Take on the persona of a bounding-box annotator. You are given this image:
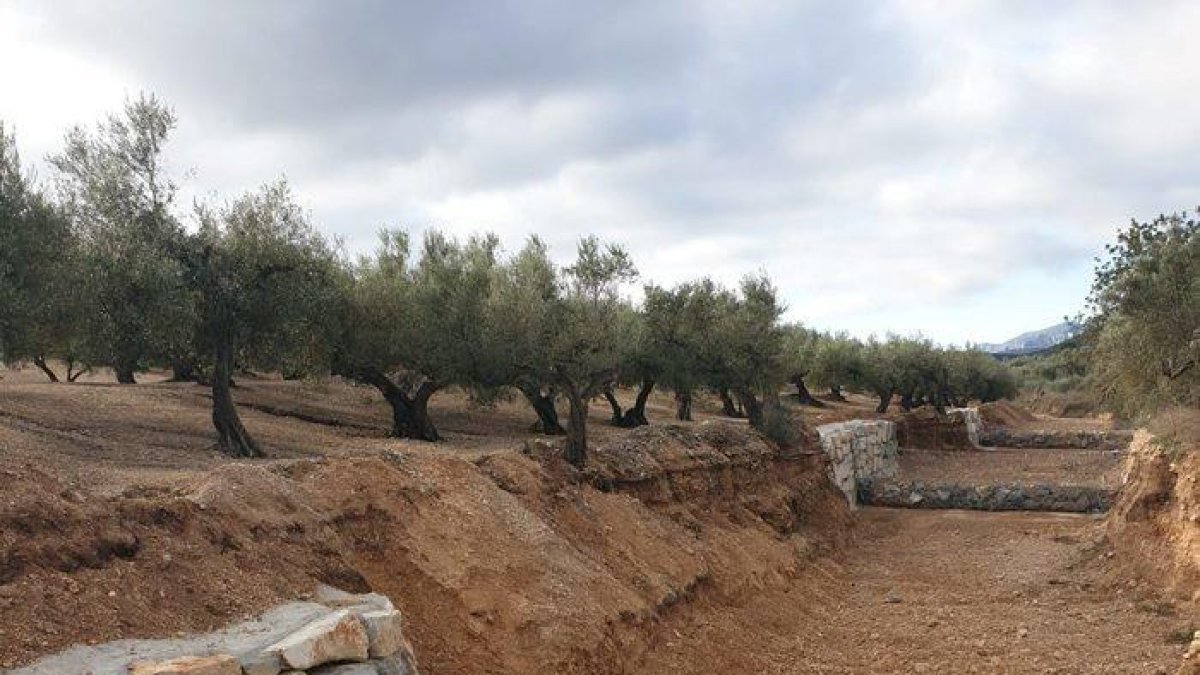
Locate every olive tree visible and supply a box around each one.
[781,324,824,406]
[598,307,652,428]
[809,332,866,402]
[713,275,786,429]
[861,337,898,412]
[334,229,501,441]
[548,237,637,466]
[485,237,567,434]
[49,94,192,383]
[187,181,337,457]
[640,279,730,421]
[1088,211,1199,416]
[0,123,82,380]
[942,348,1017,406]
[860,336,940,412]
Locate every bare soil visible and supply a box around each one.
[642,509,1195,674]
[0,367,1196,673]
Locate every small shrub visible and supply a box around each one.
[758,403,798,448]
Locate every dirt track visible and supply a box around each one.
[641,508,1195,674]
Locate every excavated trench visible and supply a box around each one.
[4,415,1197,674]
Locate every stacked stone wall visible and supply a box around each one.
[859,479,1115,513]
[979,428,1133,450]
[816,420,899,509]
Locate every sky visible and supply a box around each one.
[2,0,1198,345]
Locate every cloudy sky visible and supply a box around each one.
[3,0,1198,344]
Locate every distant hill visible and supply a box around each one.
[979,321,1079,356]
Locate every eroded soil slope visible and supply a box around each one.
[0,421,849,673]
[1107,424,1200,602]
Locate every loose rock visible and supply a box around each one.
[266,609,370,670]
[360,609,406,658]
[129,655,242,675]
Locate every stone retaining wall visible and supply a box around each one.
[816,420,899,509]
[979,428,1133,451]
[15,585,418,675]
[859,479,1115,513]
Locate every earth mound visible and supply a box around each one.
[978,400,1038,428]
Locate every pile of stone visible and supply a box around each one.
[816,420,899,508]
[13,586,418,675]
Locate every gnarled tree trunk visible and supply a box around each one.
[675,390,693,421]
[603,387,624,426]
[900,391,915,411]
[168,359,198,383]
[31,356,59,383]
[354,368,441,441]
[619,379,654,427]
[735,388,765,430]
[114,361,137,384]
[791,375,824,407]
[717,388,741,417]
[212,340,263,458]
[827,385,848,402]
[406,382,440,441]
[65,359,89,382]
[564,390,588,468]
[522,387,565,435]
[875,388,893,413]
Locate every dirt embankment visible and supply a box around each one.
[1106,429,1200,603]
[0,421,849,673]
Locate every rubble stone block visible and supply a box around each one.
[373,652,419,675]
[310,664,378,674]
[130,655,242,675]
[316,584,395,613]
[240,650,284,675]
[360,609,405,658]
[267,609,370,669]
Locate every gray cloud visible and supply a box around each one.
[5,0,1200,343]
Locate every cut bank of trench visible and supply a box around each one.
[0,422,850,674]
[3,420,1196,674]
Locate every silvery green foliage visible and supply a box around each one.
[191,180,338,373]
[0,123,79,375]
[1088,211,1199,416]
[48,94,193,379]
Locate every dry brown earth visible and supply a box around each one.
[0,368,1195,673]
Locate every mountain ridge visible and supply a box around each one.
[978,321,1079,355]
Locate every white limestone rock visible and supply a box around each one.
[129,655,242,675]
[266,609,370,669]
